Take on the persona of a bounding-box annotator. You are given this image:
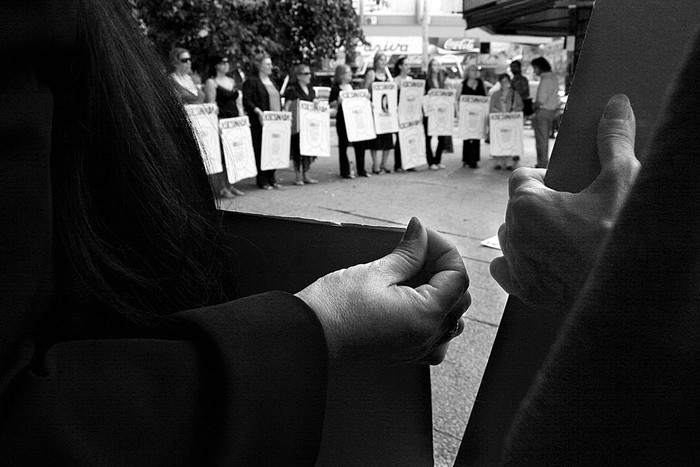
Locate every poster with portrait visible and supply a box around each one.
[185,103,222,174]
[219,116,257,183]
[371,82,399,135]
[489,112,524,157]
[426,89,456,136]
[398,120,426,170]
[298,100,331,157]
[458,95,490,140]
[261,111,292,170]
[340,89,376,143]
[398,79,425,124]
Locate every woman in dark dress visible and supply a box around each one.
[284,63,318,186]
[459,64,487,168]
[362,52,394,174]
[204,54,245,197]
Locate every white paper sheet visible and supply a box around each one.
[340,89,377,143]
[398,79,425,124]
[219,116,257,183]
[261,111,292,170]
[457,96,490,140]
[299,101,331,157]
[398,120,426,170]
[372,82,399,134]
[427,89,456,137]
[489,112,524,157]
[185,104,223,174]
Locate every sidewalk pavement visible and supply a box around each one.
[220,126,554,466]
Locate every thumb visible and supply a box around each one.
[377,217,428,284]
[589,94,640,208]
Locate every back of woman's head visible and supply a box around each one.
[52,0,234,323]
[207,53,227,79]
[531,57,552,72]
[333,64,350,84]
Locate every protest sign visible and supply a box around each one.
[398,79,425,124]
[458,95,490,140]
[185,103,222,174]
[489,112,524,157]
[219,116,257,183]
[427,89,455,136]
[299,101,331,157]
[372,82,399,134]
[398,120,426,170]
[340,89,377,143]
[261,111,291,170]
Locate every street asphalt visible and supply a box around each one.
[219,125,554,466]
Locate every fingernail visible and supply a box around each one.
[603,94,631,120]
[403,217,422,241]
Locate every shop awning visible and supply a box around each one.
[462,0,593,37]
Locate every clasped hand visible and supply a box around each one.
[296,217,470,367]
[490,94,641,312]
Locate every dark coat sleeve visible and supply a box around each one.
[0,292,329,466]
[503,31,700,466]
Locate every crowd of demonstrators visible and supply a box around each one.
[458,64,488,169]
[284,63,318,186]
[489,73,524,170]
[168,45,555,189]
[530,57,559,168]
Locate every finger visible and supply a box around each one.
[497,222,509,260]
[591,94,641,205]
[416,228,469,313]
[423,341,451,365]
[490,256,516,295]
[508,167,548,198]
[377,217,428,284]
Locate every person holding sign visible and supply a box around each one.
[329,64,360,179]
[169,48,204,105]
[489,73,524,170]
[204,53,245,198]
[393,55,413,172]
[362,52,394,174]
[458,65,487,168]
[243,52,282,190]
[284,63,318,186]
[425,59,448,170]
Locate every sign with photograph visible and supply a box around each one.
[398,120,426,170]
[489,112,524,157]
[458,95,490,140]
[372,82,399,134]
[219,116,257,183]
[185,103,222,174]
[340,89,377,143]
[398,79,425,124]
[261,111,292,170]
[427,89,456,136]
[299,101,331,157]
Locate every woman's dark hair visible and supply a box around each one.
[393,55,407,76]
[333,63,351,84]
[497,73,511,83]
[531,57,552,72]
[207,53,228,79]
[52,0,235,323]
[289,63,310,85]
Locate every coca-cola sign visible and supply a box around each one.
[439,38,480,52]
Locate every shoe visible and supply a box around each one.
[294,180,304,186]
[229,187,244,196]
[379,167,392,174]
[395,167,405,173]
[359,172,372,178]
[259,184,272,190]
[470,164,478,169]
[372,169,381,175]
[494,164,502,170]
[407,168,416,172]
[303,177,318,184]
[218,188,236,199]
[512,156,520,162]
[437,164,446,169]
[342,174,356,179]
[506,165,514,170]
[429,164,439,171]
[271,183,282,189]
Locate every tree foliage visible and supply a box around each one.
[133,0,364,77]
